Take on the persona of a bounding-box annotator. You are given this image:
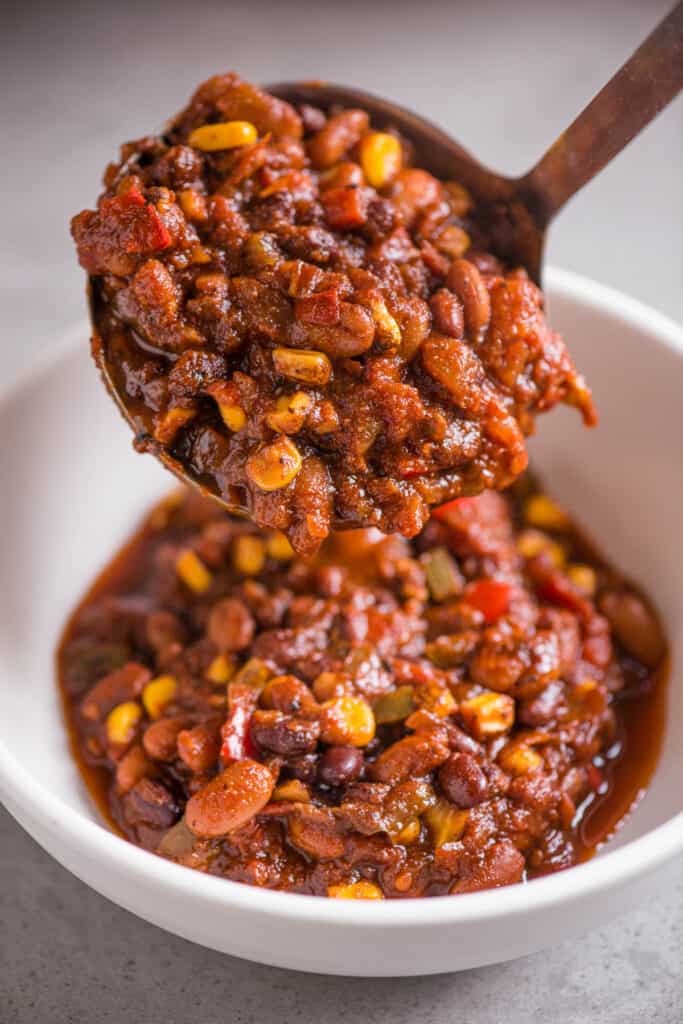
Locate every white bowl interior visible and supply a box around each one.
[0,269,681,972]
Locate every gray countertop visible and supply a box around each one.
[1,0,681,1020]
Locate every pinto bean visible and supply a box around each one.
[308,110,369,169]
[177,723,221,772]
[207,597,255,652]
[80,662,151,721]
[250,709,320,755]
[115,743,155,795]
[185,759,274,838]
[599,589,666,667]
[446,258,491,338]
[143,715,193,762]
[369,729,450,784]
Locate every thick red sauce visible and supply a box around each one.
[57,483,667,897]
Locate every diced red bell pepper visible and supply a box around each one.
[538,570,592,620]
[72,185,172,275]
[432,497,477,523]
[220,682,259,764]
[321,186,368,229]
[463,579,511,624]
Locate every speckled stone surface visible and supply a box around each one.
[1,0,681,1020]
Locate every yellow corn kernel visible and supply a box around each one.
[206,653,236,685]
[396,817,421,845]
[265,392,312,434]
[460,692,515,740]
[188,120,258,151]
[106,701,142,745]
[516,529,565,567]
[152,406,196,444]
[424,799,469,847]
[218,401,246,432]
[176,549,213,593]
[272,347,332,386]
[524,494,571,531]
[142,675,177,720]
[190,245,212,265]
[498,743,542,777]
[265,531,295,561]
[245,436,302,492]
[232,535,266,576]
[369,297,402,350]
[567,564,597,596]
[415,683,457,719]
[273,779,311,802]
[359,132,402,189]
[312,671,351,703]
[328,880,385,900]
[320,695,376,747]
[232,657,273,692]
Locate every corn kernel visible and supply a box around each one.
[232,657,273,692]
[524,494,571,531]
[232,535,266,576]
[188,120,258,151]
[206,654,236,685]
[460,692,515,740]
[176,549,213,593]
[517,528,565,567]
[424,799,469,847]
[265,392,312,434]
[320,695,376,747]
[360,132,402,189]
[245,436,302,492]
[265,531,295,561]
[152,406,196,444]
[312,671,351,702]
[190,245,212,265]
[498,743,542,776]
[272,347,332,386]
[396,817,421,845]
[567,564,597,595]
[106,701,142,745]
[369,297,402,350]
[218,402,246,432]
[142,675,177,720]
[328,880,384,900]
[273,779,311,802]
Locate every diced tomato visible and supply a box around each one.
[295,288,341,325]
[72,186,172,275]
[220,683,259,764]
[463,579,511,624]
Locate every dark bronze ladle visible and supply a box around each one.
[92,3,682,516]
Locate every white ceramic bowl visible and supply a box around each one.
[0,268,681,976]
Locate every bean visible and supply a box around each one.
[286,805,345,859]
[124,779,179,830]
[177,723,221,773]
[80,662,151,721]
[599,589,666,667]
[143,715,193,762]
[207,597,255,652]
[429,288,464,338]
[446,258,491,338]
[250,710,321,755]
[318,746,364,786]
[185,759,274,838]
[438,753,489,808]
[451,839,524,893]
[145,611,187,654]
[308,110,369,169]
[369,729,450,785]
[115,743,154,795]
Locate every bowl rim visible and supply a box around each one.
[1,265,682,929]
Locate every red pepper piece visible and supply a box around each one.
[463,579,511,624]
[538,570,592,620]
[72,186,172,275]
[220,683,259,764]
[295,288,341,326]
[321,186,368,229]
[432,497,477,523]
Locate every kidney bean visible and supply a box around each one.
[369,729,450,784]
[438,753,489,808]
[124,779,179,830]
[185,759,274,838]
[115,743,155,795]
[452,839,524,894]
[143,715,193,762]
[260,674,318,714]
[318,746,364,786]
[80,662,151,721]
[177,723,221,773]
[308,110,369,169]
[446,258,491,338]
[429,288,464,338]
[207,597,255,652]
[599,589,666,667]
[250,710,321,755]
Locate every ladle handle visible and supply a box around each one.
[521,2,683,225]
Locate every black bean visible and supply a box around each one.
[318,746,364,786]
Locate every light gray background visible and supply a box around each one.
[1,1,681,1021]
